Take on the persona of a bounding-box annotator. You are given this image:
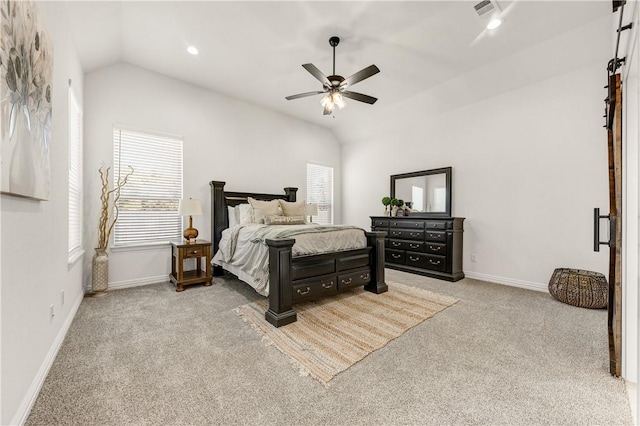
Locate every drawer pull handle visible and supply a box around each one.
[416,224,421,227]
[191,251,199,255]
[392,242,401,247]
[392,231,401,236]
[429,234,439,238]
[430,245,441,251]
[410,244,420,248]
[392,222,398,225]
[322,281,334,289]
[429,260,441,265]
[410,232,420,237]
[392,254,401,259]
[432,224,438,227]
[360,273,370,280]
[297,287,311,295]
[409,256,419,262]
[342,278,353,285]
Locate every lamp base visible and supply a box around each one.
[183,227,199,242]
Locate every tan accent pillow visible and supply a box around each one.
[279,199,306,217]
[248,198,280,224]
[264,215,307,225]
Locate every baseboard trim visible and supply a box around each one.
[108,275,168,290]
[464,271,548,293]
[11,291,84,426]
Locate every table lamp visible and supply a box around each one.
[178,198,203,242]
[306,203,318,223]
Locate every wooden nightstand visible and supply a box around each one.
[170,240,213,292]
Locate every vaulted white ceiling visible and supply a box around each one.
[65,1,612,129]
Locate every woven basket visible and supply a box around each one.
[548,268,607,309]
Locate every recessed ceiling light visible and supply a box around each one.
[187,46,199,55]
[486,18,502,30]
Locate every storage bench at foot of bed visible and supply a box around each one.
[264,231,388,327]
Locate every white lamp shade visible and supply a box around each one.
[178,198,203,216]
[306,203,318,216]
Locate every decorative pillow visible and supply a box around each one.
[279,199,306,217]
[227,206,239,227]
[248,197,280,224]
[238,204,253,225]
[264,215,307,225]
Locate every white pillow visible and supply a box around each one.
[279,199,306,217]
[227,206,239,227]
[238,204,253,225]
[248,198,280,224]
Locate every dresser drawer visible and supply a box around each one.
[388,229,424,240]
[388,240,424,252]
[389,220,424,229]
[424,242,446,255]
[292,274,338,302]
[425,221,447,230]
[385,249,405,264]
[181,245,206,258]
[338,268,371,291]
[424,230,446,242]
[405,253,446,272]
[372,218,389,228]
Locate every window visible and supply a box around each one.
[306,163,334,224]
[113,127,183,246]
[68,87,83,263]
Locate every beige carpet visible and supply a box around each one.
[236,281,458,384]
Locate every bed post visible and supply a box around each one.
[264,238,297,327]
[210,180,226,276]
[365,231,388,294]
[284,187,297,202]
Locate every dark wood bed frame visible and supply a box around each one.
[210,181,388,327]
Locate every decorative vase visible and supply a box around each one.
[92,248,109,295]
[384,206,389,216]
[391,206,398,217]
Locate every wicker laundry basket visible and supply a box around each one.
[548,268,608,309]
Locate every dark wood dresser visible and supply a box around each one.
[371,216,465,282]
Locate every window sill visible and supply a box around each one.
[68,248,85,269]
[110,241,172,253]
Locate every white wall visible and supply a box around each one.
[339,18,610,292]
[1,2,85,424]
[83,63,342,289]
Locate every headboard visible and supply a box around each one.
[209,181,298,255]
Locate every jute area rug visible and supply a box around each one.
[236,281,458,384]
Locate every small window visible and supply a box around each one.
[306,163,334,224]
[113,127,183,246]
[68,87,83,263]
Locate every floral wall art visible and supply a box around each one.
[1,0,52,200]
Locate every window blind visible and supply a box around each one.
[113,127,183,246]
[68,88,83,258]
[306,163,333,225]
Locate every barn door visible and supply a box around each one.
[595,73,623,377]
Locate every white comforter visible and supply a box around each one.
[212,224,367,296]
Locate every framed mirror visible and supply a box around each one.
[390,167,452,217]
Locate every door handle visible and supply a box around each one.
[594,207,615,252]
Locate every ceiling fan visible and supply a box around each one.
[285,36,380,116]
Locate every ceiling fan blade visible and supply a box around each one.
[342,91,378,105]
[340,65,380,88]
[285,91,326,101]
[302,63,331,87]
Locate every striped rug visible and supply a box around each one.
[236,281,458,384]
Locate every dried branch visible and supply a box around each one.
[97,165,133,249]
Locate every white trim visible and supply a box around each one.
[108,275,168,290]
[67,248,84,269]
[110,241,170,253]
[11,291,84,426]
[464,271,548,293]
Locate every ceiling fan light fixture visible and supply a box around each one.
[486,17,503,30]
